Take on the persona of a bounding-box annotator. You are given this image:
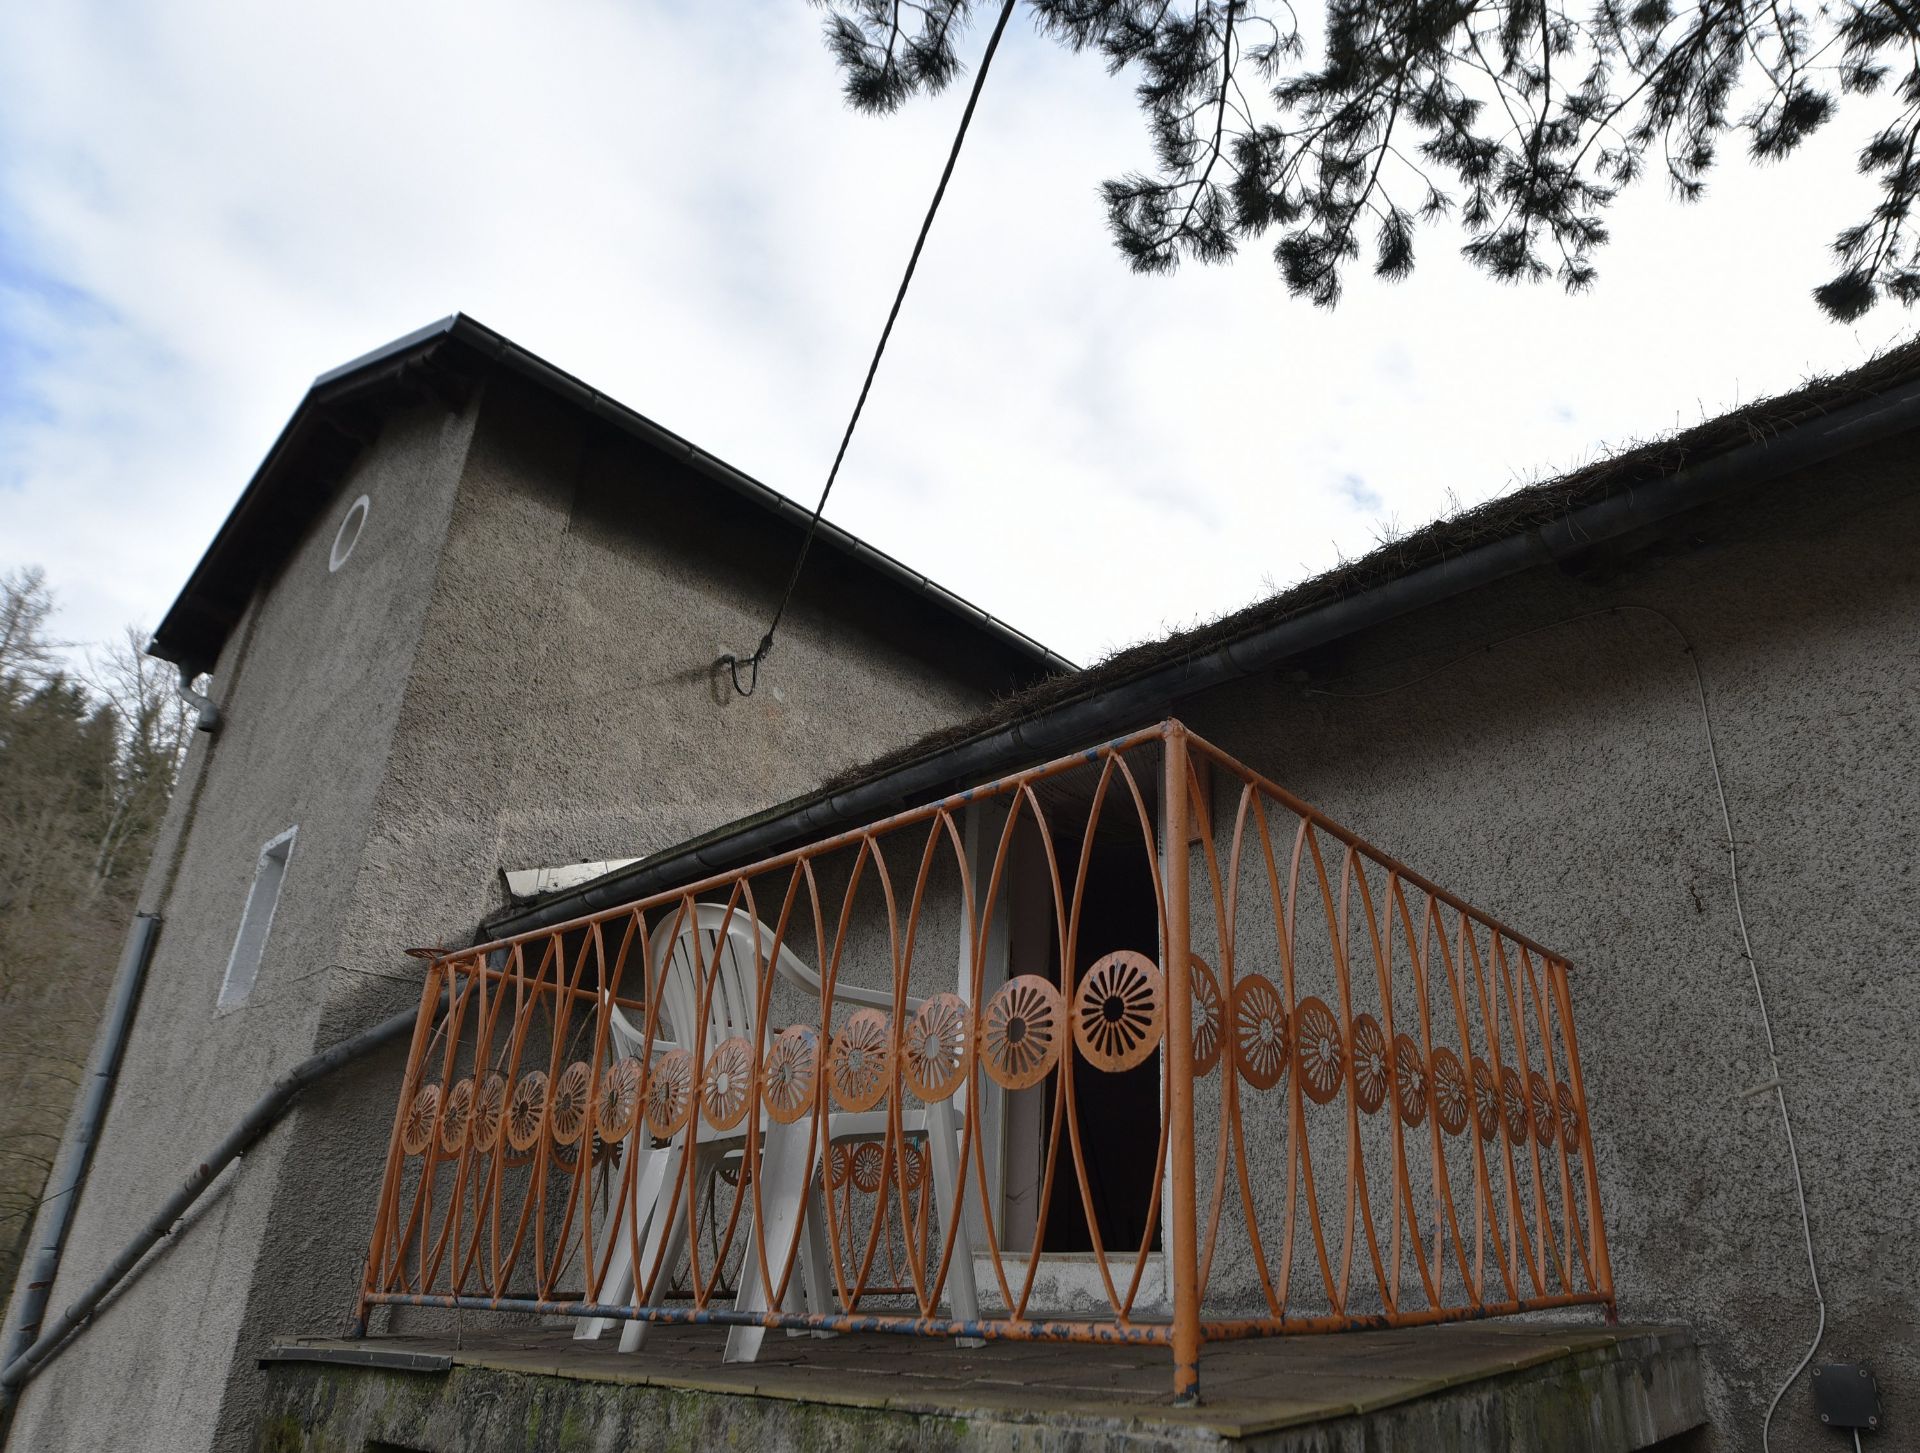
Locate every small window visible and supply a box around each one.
[329,495,370,572]
[219,827,296,1010]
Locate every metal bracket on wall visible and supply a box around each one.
[1812,1362,1882,1434]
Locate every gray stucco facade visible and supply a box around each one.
[2,341,1059,1452]
[443,423,1913,1452]
[6,323,1914,1453]
[1164,437,1918,1450]
[795,434,1913,1452]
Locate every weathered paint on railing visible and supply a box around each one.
[357,721,1613,1400]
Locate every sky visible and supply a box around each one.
[1,1,1914,671]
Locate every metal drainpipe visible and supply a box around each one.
[0,990,440,1425]
[172,666,220,733]
[0,913,159,1374]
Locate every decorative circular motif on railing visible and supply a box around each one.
[506,1071,547,1152]
[1431,1047,1470,1136]
[1529,1070,1558,1149]
[700,1036,754,1130]
[901,1139,928,1192]
[851,1142,887,1194]
[1350,1013,1389,1114]
[1190,956,1224,1078]
[644,1049,693,1138]
[1231,974,1291,1091]
[905,994,973,1101]
[1556,1082,1581,1148]
[762,1025,819,1124]
[549,1061,592,1146]
[1073,950,1165,1073]
[472,1072,507,1151]
[596,1056,644,1141]
[549,1128,588,1176]
[828,1010,893,1112]
[402,1081,440,1156]
[1392,1034,1428,1128]
[826,1141,851,1190]
[1500,1066,1529,1143]
[439,1076,474,1154]
[1293,997,1345,1105]
[980,975,1065,1090]
[1471,1057,1500,1142]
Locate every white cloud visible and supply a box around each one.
[1,0,1913,670]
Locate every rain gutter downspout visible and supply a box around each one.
[486,374,1920,941]
[0,992,438,1423]
[0,914,159,1376]
[173,666,220,734]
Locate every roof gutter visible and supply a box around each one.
[486,373,1920,941]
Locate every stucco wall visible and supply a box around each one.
[1166,443,1919,1451]
[7,371,1039,1453]
[663,440,1914,1450]
[5,399,481,1453]
[332,378,1013,1350]
[405,374,1036,877]
[18,371,1908,1453]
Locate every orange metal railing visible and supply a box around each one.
[358,721,1614,1400]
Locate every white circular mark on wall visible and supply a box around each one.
[329,495,370,573]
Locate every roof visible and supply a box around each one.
[488,333,1920,938]
[147,315,1076,677]
[825,333,1920,791]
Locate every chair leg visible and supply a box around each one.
[618,1145,690,1354]
[576,1149,670,1341]
[574,1232,629,1342]
[925,1098,983,1347]
[800,1179,836,1337]
[723,1119,814,1364]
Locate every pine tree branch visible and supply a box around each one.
[818,0,1920,315]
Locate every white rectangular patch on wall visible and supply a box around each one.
[219,826,297,1011]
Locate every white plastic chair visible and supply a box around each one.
[574,904,978,1363]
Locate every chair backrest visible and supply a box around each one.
[654,904,758,1051]
[606,904,845,1058]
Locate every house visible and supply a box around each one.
[0,316,1067,1452]
[5,320,1916,1453]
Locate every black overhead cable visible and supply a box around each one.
[721,0,1021,697]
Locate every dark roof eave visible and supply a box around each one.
[483,365,1920,940]
[446,318,1075,676]
[149,317,469,671]
[148,315,1074,678]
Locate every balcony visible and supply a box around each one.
[344,720,1665,1440]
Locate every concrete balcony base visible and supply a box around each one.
[257,1319,1704,1452]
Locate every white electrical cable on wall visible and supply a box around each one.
[1675,611,1827,1453]
[1309,603,1827,1451]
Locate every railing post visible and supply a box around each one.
[354,961,444,1336]
[1549,959,1615,1317]
[1162,721,1202,1404]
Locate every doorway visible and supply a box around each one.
[1038,830,1162,1254]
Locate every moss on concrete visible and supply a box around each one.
[256,1413,306,1453]
[254,1327,1702,1453]
[256,1362,980,1453]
